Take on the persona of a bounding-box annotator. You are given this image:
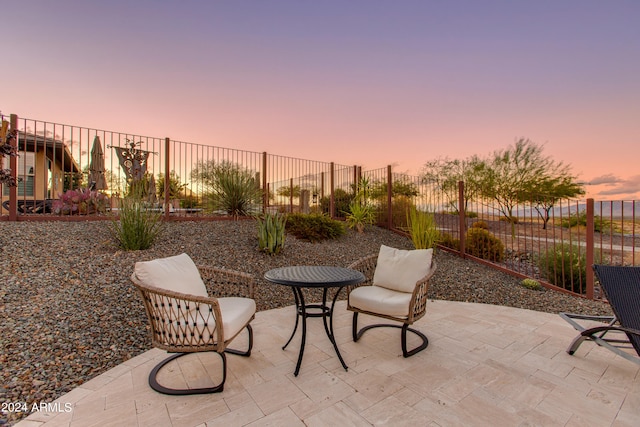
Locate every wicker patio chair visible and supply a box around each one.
[131,253,256,394]
[347,245,436,357]
[560,264,640,365]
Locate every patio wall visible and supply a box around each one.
[1,113,638,300]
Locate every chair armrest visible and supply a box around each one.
[131,281,226,352]
[198,266,255,299]
[408,260,437,322]
[346,254,377,294]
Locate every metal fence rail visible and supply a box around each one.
[2,113,638,300]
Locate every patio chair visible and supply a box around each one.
[347,245,436,357]
[560,264,640,365]
[130,253,256,394]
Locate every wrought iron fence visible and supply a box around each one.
[2,113,638,300]
[0,114,358,219]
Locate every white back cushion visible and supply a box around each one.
[372,245,433,293]
[133,253,208,297]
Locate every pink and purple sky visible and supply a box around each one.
[2,1,639,199]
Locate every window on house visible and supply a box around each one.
[3,151,35,197]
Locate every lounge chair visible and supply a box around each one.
[347,245,436,357]
[131,253,256,394]
[2,199,53,214]
[560,264,640,365]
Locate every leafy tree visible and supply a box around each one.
[104,169,127,197]
[421,156,485,213]
[369,179,419,200]
[523,174,585,229]
[157,170,187,199]
[480,139,583,229]
[277,184,301,199]
[320,187,353,217]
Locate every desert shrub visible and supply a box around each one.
[561,210,616,233]
[376,196,414,229]
[53,188,108,215]
[109,197,164,250]
[465,227,505,262]
[521,278,543,291]
[320,188,353,218]
[439,233,460,251]
[499,215,519,224]
[537,243,591,293]
[180,195,200,209]
[286,213,346,242]
[470,220,489,230]
[439,210,477,218]
[257,213,286,255]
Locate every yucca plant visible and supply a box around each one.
[211,168,262,218]
[345,177,376,232]
[406,207,440,249]
[345,200,376,233]
[257,213,286,255]
[110,196,164,250]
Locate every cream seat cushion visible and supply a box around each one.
[132,253,207,297]
[372,245,433,293]
[349,285,412,318]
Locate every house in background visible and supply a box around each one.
[1,132,80,211]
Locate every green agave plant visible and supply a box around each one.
[257,213,286,255]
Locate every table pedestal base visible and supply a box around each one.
[283,286,348,376]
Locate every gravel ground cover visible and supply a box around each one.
[0,220,612,425]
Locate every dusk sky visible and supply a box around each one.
[3,1,639,199]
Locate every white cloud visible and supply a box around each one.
[587,174,624,185]
[593,175,640,198]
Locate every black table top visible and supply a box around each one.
[264,266,365,288]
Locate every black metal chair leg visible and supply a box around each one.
[352,313,429,358]
[401,323,429,358]
[149,352,227,395]
[352,312,360,342]
[149,324,253,395]
[225,324,254,356]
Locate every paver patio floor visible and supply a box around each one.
[15,300,640,427]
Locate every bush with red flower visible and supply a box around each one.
[52,188,108,215]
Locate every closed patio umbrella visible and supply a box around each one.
[89,136,108,190]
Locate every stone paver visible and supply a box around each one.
[14,300,640,426]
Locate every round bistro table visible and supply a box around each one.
[264,265,365,376]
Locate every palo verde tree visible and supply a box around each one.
[480,138,584,230]
[421,155,485,214]
[369,179,419,200]
[276,184,301,199]
[523,174,585,229]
